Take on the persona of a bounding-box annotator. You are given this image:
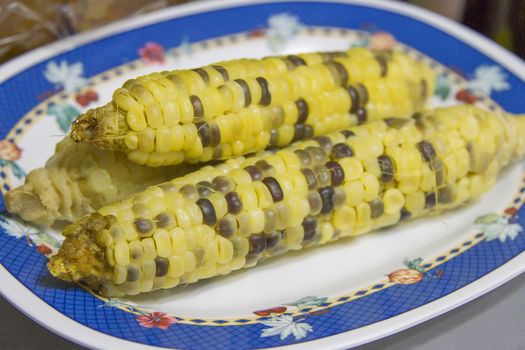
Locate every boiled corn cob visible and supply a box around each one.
[70,48,435,166]
[3,137,226,226]
[49,105,524,297]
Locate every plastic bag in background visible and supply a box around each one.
[0,0,187,64]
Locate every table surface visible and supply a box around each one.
[2,272,525,350]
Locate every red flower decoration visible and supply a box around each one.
[254,306,287,316]
[139,42,165,64]
[370,31,396,51]
[308,308,331,316]
[388,269,424,285]
[455,89,478,104]
[137,312,177,329]
[504,207,518,216]
[75,89,99,107]
[0,140,22,161]
[249,28,265,37]
[36,244,52,255]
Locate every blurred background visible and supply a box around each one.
[0,0,523,64]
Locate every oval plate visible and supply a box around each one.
[1,1,525,349]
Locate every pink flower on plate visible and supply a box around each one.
[137,312,176,329]
[139,42,165,64]
[370,31,396,51]
[0,140,21,161]
[388,268,424,285]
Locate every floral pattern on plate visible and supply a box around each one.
[0,5,524,349]
[0,140,25,179]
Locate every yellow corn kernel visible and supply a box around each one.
[167,255,185,278]
[320,222,334,244]
[443,153,458,183]
[114,241,131,266]
[278,149,301,170]
[374,212,401,229]
[362,172,380,201]
[203,239,219,266]
[122,222,139,241]
[155,126,172,153]
[130,84,155,106]
[459,113,479,140]
[138,127,155,152]
[106,246,116,266]
[114,88,138,111]
[169,125,184,152]
[339,158,364,181]
[142,238,157,260]
[232,139,245,156]
[140,260,155,281]
[455,177,471,204]
[153,230,172,258]
[113,265,127,284]
[289,170,308,198]
[127,106,147,132]
[183,251,197,272]
[95,229,113,247]
[162,277,179,289]
[237,184,258,210]
[161,100,181,126]
[456,148,470,178]
[229,168,252,185]
[182,123,198,151]
[248,208,265,233]
[166,192,184,213]
[285,225,304,250]
[253,181,273,209]
[404,192,425,216]
[169,228,186,256]
[266,154,287,174]
[187,202,204,225]
[383,188,405,214]
[125,132,139,150]
[283,101,299,124]
[344,181,365,207]
[469,175,484,199]
[174,208,192,228]
[355,201,371,230]
[398,169,421,194]
[209,193,228,219]
[145,103,163,129]
[333,206,356,231]
[217,236,234,264]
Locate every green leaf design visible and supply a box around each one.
[350,36,370,49]
[267,35,286,53]
[404,257,424,271]
[475,213,500,225]
[32,232,60,249]
[434,73,451,100]
[48,103,80,133]
[9,161,25,179]
[285,296,328,309]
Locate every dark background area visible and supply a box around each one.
[0,0,523,64]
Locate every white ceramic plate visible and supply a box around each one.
[1,1,525,349]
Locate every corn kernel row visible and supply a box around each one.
[71,48,435,166]
[49,105,525,296]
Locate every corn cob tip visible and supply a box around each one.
[71,103,128,151]
[48,213,112,291]
[4,183,52,226]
